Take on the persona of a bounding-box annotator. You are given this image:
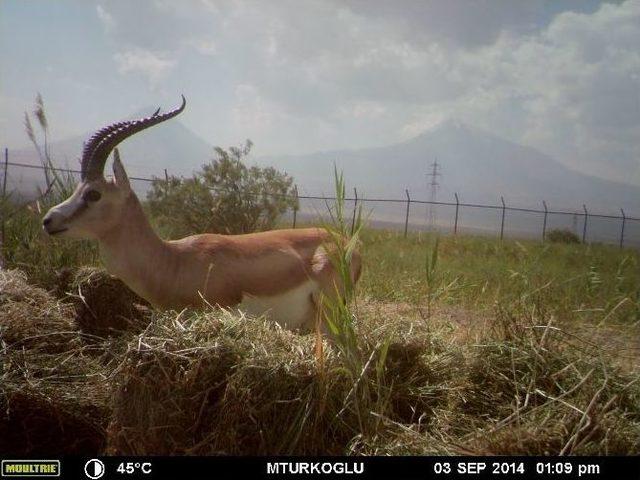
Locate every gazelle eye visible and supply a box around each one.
[83,190,102,202]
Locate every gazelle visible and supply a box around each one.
[42,97,361,332]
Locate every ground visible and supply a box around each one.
[0,223,639,455]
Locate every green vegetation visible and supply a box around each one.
[360,230,639,325]
[546,228,581,244]
[1,98,638,454]
[2,191,638,455]
[147,140,298,237]
[1,95,97,286]
[6,202,638,329]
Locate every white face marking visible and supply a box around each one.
[54,193,85,218]
[42,183,93,236]
[42,176,130,239]
[238,280,319,331]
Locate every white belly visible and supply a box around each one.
[238,280,318,331]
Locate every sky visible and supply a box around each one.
[1,0,639,185]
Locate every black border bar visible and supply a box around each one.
[1,456,638,480]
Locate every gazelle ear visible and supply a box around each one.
[112,148,131,190]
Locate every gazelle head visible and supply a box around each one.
[42,96,186,239]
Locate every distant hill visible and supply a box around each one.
[9,115,639,215]
[6,115,639,241]
[256,120,640,216]
[5,107,213,197]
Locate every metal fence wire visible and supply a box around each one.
[2,148,639,248]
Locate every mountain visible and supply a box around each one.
[256,120,640,216]
[6,116,639,221]
[5,107,213,196]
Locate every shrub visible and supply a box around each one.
[546,228,580,244]
[147,140,298,237]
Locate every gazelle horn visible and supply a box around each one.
[81,96,185,180]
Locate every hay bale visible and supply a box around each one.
[0,269,117,454]
[70,267,151,337]
[107,309,362,455]
[357,300,463,426]
[0,269,77,352]
[107,301,465,455]
[0,348,111,455]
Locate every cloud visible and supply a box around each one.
[96,5,115,32]
[113,48,177,86]
[184,37,217,56]
[13,0,636,183]
[161,0,637,182]
[209,0,637,182]
[443,1,640,183]
[232,84,280,131]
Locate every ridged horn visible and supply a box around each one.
[81,96,185,181]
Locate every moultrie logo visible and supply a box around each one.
[1,460,60,477]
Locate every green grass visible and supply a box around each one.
[3,201,639,328]
[360,229,640,325]
[4,102,637,454]
[2,199,639,456]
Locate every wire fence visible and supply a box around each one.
[2,147,639,248]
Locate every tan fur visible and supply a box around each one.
[95,194,360,330]
[43,150,361,332]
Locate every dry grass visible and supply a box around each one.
[454,303,640,455]
[69,267,151,337]
[0,351,111,455]
[0,269,77,353]
[108,309,359,455]
[1,268,638,456]
[106,298,639,455]
[0,270,116,455]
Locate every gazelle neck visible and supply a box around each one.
[97,193,174,304]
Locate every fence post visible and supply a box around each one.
[2,148,7,198]
[1,148,7,269]
[500,196,506,240]
[292,185,299,229]
[164,168,169,196]
[542,200,548,241]
[351,187,358,235]
[454,192,460,235]
[582,204,588,243]
[619,208,626,249]
[404,189,410,238]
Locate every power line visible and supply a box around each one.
[426,159,441,230]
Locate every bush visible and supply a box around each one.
[147,140,298,237]
[546,229,580,244]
